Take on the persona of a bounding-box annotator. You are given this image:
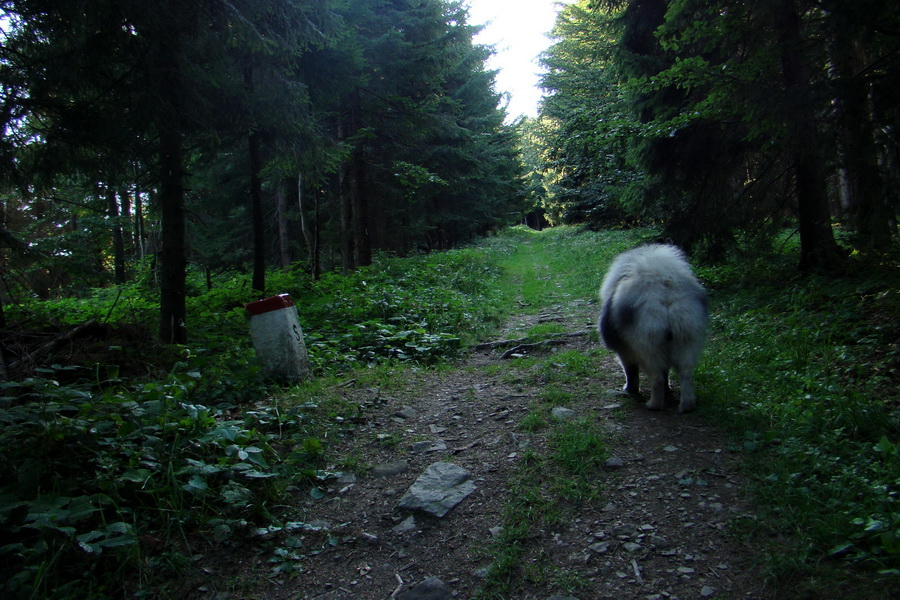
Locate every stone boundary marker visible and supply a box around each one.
[245,294,312,382]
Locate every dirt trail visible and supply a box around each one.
[264,299,768,600]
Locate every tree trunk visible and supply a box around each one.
[297,172,320,278]
[833,40,890,248]
[134,186,145,259]
[776,0,843,271]
[338,120,354,273]
[249,130,265,294]
[158,125,187,344]
[119,188,132,257]
[108,187,126,284]
[0,295,7,381]
[351,87,372,268]
[313,188,321,279]
[156,36,188,344]
[245,65,266,295]
[276,178,291,268]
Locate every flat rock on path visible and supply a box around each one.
[266,302,768,600]
[397,462,477,518]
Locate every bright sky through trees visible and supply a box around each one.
[467,0,574,120]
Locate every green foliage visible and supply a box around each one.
[8,242,508,378]
[696,244,900,583]
[295,248,506,370]
[0,356,370,597]
[539,0,900,262]
[0,230,520,597]
[6,224,898,597]
[538,1,641,226]
[491,225,642,311]
[477,409,608,598]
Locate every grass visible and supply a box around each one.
[0,243,510,599]
[474,227,636,597]
[486,225,640,311]
[477,226,900,597]
[4,224,898,597]
[693,243,900,595]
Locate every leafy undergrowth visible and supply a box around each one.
[3,226,899,597]
[695,243,900,594]
[0,243,512,599]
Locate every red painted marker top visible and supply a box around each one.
[245,294,295,316]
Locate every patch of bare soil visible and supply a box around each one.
[263,301,769,600]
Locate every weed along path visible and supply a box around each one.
[265,234,768,600]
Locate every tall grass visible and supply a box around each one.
[4,225,896,597]
[481,227,900,595]
[475,226,643,597]
[695,245,900,591]
[485,225,643,310]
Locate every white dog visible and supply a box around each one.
[598,244,708,412]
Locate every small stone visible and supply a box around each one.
[700,586,716,597]
[372,460,409,478]
[605,457,625,469]
[589,541,611,554]
[394,406,417,420]
[677,566,696,575]
[623,542,642,552]
[551,407,577,420]
[409,439,448,453]
[510,433,531,449]
[393,516,416,533]
[359,532,379,544]
[397,462,477,518]
[397,576,451,600]
[336,472,357,484]
[472,566,490,579]
[663,445,679,452]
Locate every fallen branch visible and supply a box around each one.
[474,336,528,351]
[451,439,480,455]
[537,315,565,323]
[475,330,590,352]
[501,338,569,359]
[632,559,644,584]
[9,319,100,371]
[388,573,404,599]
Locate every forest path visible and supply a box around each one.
[263,289,770,599]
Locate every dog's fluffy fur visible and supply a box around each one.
[598,244,708,412]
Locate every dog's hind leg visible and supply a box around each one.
[676,369,696,413]
[647,371,667,410]
[622,361,640,395]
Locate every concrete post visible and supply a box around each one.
[245,294,312,382]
